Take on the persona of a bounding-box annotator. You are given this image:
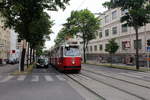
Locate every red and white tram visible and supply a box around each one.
[49,44,81,73]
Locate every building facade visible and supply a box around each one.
[80,8,150,66]
[9,30,20,63]
[0,20,11,64]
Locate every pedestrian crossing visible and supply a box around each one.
[17,75,26,81]
[31,75,39,82]
[0,76,14,83]
[0,75,66,83]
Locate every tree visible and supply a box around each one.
[54,28,69,46]
[0,0,70,71]
[103,0,150,70]
[105,38,119,67]
[64,9,100,63]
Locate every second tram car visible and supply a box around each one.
[49,44,81,73]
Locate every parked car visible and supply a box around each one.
[36,58,48,68]
[7,58,18,64]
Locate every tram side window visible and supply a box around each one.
[61,47,63,57]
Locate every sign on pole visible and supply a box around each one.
[146,46,150,71]
[147,47,150,52]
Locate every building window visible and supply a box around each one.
[134,39,142,49]
[105,44,109,50]
[121,9,128,15]
[99,44,103,51]
[105,29,109,37]
[122,42,126,50]
[122,41,131,50]
[90,46,93,52]
[95,32,98,37]
[99,32,102,38]
[112,27,117,35]
[122,24,128,33]
[112,10,117,20]
[94,45,97,51]
[80,42,83,44]
[105,15,109,23]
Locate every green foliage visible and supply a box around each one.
[64,9,100,63]
[28,12,53,49]
[65,9,100,40]
[103,0,150,28]
[36,48,43,57]
[54,27,70,46]
[0,0,70,48]
[105,38,119,54]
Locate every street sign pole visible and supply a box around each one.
[147,39,150,71]
[147,46,150,71]
[148,51,149,71]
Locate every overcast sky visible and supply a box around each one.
[45,0,110,49]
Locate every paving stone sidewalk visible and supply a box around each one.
[0,64,18,74]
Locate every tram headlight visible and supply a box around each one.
[72,61,75,64]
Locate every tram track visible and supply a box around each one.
[64,74,106,100]
[80,72,147,100]
[51,65,150,100]
[117,72,150,82]
[83,68,150,89]
[81,69,150,100]
[65,73,146,100]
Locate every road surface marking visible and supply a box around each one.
[56,75,66,81]
[44,75,53,82]
[0,76,14,83]
[31,75,39,82]
[17,75,26,81]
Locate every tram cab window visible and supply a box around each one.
[64,46,80,56]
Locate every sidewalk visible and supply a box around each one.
[0,64,18,74]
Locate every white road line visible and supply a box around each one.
[119,73,143,78]
[44,75,54,82]
[56,75,66,81]
[31,75,39,82]
[0,76,14,83]
[17,75,26,81]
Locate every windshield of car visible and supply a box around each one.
[64,46,80,56]
[38,59,45,64]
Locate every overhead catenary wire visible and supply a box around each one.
[76,0,88,10]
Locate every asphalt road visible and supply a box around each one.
[0,65,85,100]
[1,64,150,100]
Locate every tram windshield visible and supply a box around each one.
[64,46,80,56]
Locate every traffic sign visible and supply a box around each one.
[147,46,150,52]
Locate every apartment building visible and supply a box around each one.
[81,8,150,66]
